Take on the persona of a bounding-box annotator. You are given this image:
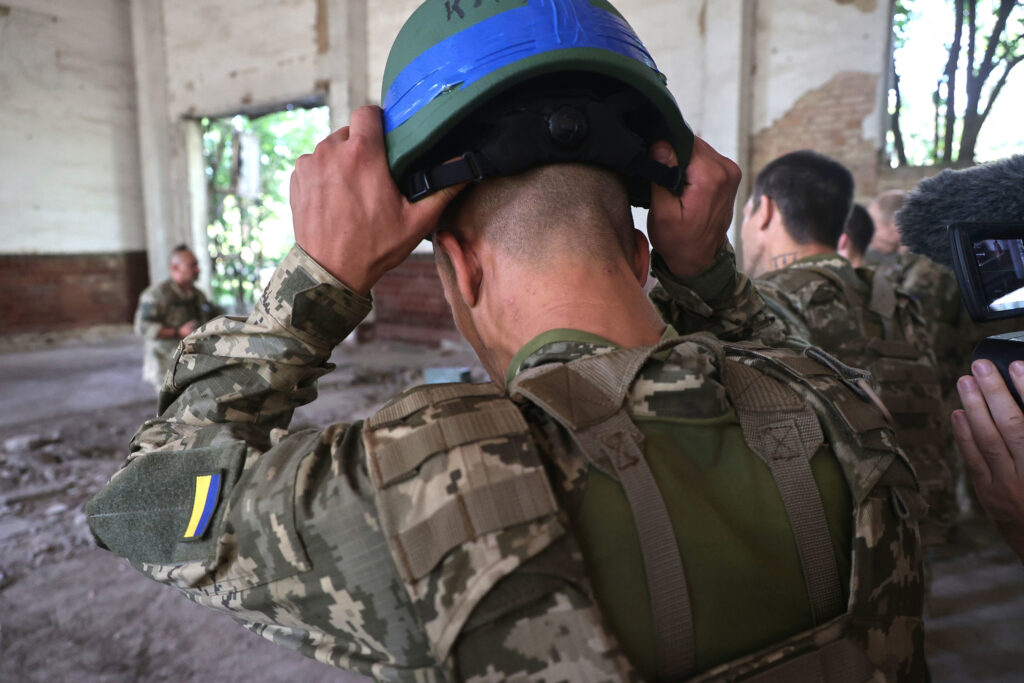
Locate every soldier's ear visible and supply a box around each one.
[757,196,776,231]
[631,229,651,286]
[435,231,482,307]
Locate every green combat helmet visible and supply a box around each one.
[381,0,694,208]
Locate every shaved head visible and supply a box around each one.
[436,164,635,267]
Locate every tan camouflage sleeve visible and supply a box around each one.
[648,244,782,342]
[135,244,372,448]
[133,287,164,339]
[94,246,450,681]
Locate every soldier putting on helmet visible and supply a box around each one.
[88,1,927,680]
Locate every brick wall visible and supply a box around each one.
[875,163,946,194]
[0,252,149,335]
[372,253,459,346]
[751,71,881,198]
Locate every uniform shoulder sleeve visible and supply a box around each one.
[649,244,783,342]
[363,382,568,666]
[134,284,165,337]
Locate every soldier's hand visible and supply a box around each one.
[290,106,464,295]
[952,359,1024,563]
[177,320,199,338]
[648,137,741,278]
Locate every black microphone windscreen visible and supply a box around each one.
[896,155,1024,268]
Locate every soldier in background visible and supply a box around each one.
[865,190,905,270]
[133,244,221,391]
[837,203,874,268]
[744,150,956,546]
[88,1,926,680]
[866,191,964,386]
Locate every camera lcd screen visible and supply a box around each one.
[973,237,1024,313]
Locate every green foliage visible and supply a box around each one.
[888,0,1024,167]
[202,107,330,311]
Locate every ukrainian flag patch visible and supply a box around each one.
[183,472,222,540]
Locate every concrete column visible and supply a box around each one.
[700,0,757,253]
[185,119,213,297]
[322,0,369,130]
[130,0,192,284]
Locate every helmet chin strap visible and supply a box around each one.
[405,97,685,207]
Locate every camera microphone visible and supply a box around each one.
[895,155,1024,408]
[896,154,1024,268]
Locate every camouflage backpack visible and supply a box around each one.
[761,263,956,546]
[362,332,925,681]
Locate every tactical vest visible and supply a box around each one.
[362,333,925,682]
[763,264,956,547]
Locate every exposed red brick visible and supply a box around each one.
[752,71,881,197]
[0,251,149,335]
[372,253,456,346]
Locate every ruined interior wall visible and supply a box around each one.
[750,0,889,198]
[0,0,145,255]
[0,0,147,334]
[160,0,324,119]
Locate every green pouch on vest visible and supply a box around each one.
[86,443,246,565]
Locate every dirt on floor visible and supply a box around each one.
[0,332,1022,682]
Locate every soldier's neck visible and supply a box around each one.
[762,242,836,274]
[476,257,666,377]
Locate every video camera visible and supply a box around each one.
[949,223,1024,407]
[896,155,1024,408]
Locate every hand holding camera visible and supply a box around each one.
[953,360,1024,564]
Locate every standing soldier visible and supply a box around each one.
[838,203,874,268]
[867,191,965,390]
[133,244,222,391]
[89,2,926,680]
[743,151,955,547]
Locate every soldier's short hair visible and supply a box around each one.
[843,204,875,256]
[436,164,634,264]
[171,243,191,255]
[751,151,854,249]
[869,190,905,227]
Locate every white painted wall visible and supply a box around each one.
[0,0,894,263]
[0,0,145,254]
[751,0,889,144]
[161,0,322,119]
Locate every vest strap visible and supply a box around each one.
[720,359,845,624]
[510,336,697,680]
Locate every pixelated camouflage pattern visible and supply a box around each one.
[691,338,926,681]
[756,254,957,546]
[92,243,924,681]
[877,251,963,392]
[133,279,222,388]
[879,250,1021,395]
[649,245,785,345]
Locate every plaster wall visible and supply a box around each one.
[160,0,322,119]
[0,0,145,254]
[750,0,890,194]
[752,0,887,136]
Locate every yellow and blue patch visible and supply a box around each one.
[183,473,222,541]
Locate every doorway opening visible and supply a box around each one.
[200,104,331,313]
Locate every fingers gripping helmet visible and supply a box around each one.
[382,0,694,208]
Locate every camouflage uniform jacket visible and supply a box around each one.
[88,245,924,681]
[877,250,1021,395]
[134,279,222,388]
[754,253,956,545]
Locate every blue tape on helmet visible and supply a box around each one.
[383,0,661,134]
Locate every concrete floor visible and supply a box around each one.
[1,332,1022,681]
